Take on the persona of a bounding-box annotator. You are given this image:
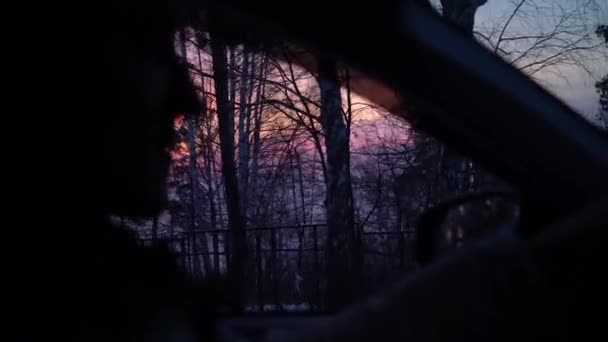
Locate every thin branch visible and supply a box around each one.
[495,0,527,53]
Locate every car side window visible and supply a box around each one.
[116,28,522,312]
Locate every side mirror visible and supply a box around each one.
[415,190,520,265]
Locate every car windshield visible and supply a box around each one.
[429,0,608,129]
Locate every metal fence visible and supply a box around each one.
[139,224,419,312]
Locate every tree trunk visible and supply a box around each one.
[203,121,221,274]
[317,57,357,311]
[249,56,267,223]
[289,151,300,225]
[211,34,247,312]
[238,49,252,217]
[197,44,220,260]
[440,0,487,36]
[229,47,237,104]
[295,150,307,225]
[185,106,206,277]
[180,29,212,276]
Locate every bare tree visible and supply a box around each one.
[238,48,253,215]
[248,55,268,221]
[317,58,358,311]
[210,33,248,311]
[474,0,606,78]
[179,29,212,277]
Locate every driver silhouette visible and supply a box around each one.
[5,1,221,341]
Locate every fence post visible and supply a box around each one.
[190,232,199,279]
[399,231,405,269]
[225,231,231,275]
[256,233,263,312]
[313,224,321,310]
[298,227,303,271]
[354,225,364,298]
[212,232,220,275]
[180,236,188,274]
[271,229,280,311]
